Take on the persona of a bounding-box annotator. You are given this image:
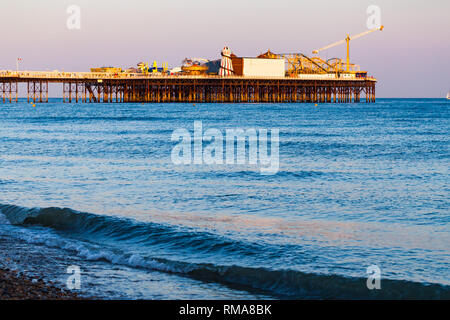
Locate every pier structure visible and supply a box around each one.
[0,71,376,104]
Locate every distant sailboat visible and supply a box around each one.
[447,91,450,100]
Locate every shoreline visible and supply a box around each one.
[0,267,84,300]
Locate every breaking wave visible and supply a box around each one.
[1,204,449,299]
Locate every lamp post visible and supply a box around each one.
[16,57,22,72]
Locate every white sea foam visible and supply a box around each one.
[6,221,186,275]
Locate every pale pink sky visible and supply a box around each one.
[1,0,449,97]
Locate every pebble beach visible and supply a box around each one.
[0,268,82,300]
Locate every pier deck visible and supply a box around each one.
[0,70,376,104]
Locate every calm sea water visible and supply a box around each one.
[0,98,449,299]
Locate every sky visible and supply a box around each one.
[0,0,449,98]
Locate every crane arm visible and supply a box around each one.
[350,25,384,41]
[312,25,384,54]
[313,39,346,54]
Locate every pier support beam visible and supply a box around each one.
[2,77,377,104]
[1,81,17,103]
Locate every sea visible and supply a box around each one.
[0,98,448,299]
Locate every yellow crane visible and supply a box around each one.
[312,25,384,72]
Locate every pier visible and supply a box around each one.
[0,70,376,104]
